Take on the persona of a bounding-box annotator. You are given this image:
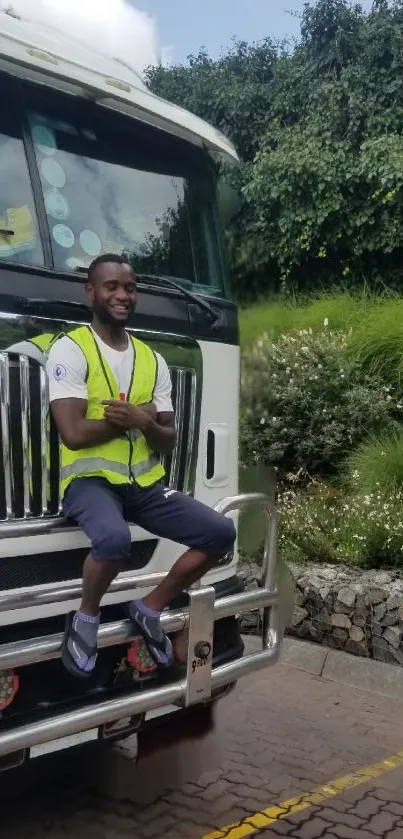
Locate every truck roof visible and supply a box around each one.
[0,11,239,164]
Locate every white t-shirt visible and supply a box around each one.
[45,329,173,413]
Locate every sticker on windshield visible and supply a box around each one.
[52,224,75,249]
[44,189,70,221]
[41,158,66,189]
[79,229,102,257]
[53,363,67,381]
[32,124,57,155]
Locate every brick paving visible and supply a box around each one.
[3,661,403,838]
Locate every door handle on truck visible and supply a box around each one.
[203,424,230,487]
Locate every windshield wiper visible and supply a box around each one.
[136,274,220,325]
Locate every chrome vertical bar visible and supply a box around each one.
[56,423,62,514]
[261,504,277,592]
[161,367,176,482]
[213,494,279,655]
[169,368,185,489]
[19,355,31,517]
[261,504,278,651]
[58,464,62,513]
[39,365,49,515]
[184,586,215,706]
[182,370,197,493]
[0,353,12,519]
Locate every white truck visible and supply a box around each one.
[0,13,291,771]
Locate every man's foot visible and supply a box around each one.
[61,611,99,678]
[127,600,174,668]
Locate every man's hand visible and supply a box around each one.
[102,400,155,430]
[139,402,158,419]
[102,400,175,455]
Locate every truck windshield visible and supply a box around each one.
[25,92,226,295]
[0,81,43,266]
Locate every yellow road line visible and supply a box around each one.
[201,749,403,839]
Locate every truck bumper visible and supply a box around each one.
[0,493,286,765]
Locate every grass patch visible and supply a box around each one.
[239,288,393,346]
[345,431,403,494]
[239,298,294,345]
[348,300,403,393]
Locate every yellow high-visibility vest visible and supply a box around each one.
[59,326,165,498]
[27,332,59,354]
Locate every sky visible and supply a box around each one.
[1,0,376,72]
[138,0,375,66]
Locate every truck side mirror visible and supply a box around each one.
[217,177,241,225]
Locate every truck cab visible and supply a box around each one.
[0,13,290,770]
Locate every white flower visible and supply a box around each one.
[324,318,329,327]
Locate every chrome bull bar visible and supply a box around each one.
[0,493,280,759]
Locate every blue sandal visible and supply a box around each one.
[126,602,174,668]
[61,612,97,679]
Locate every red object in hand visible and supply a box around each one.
[119,393,126,402]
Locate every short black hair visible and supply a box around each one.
[87,253,132,283]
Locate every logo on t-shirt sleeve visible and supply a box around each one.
[53,363,67,381]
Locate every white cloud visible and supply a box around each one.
[0,0,161,73]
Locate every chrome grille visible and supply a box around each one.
[164,367,197,492]
[0,354,197,523]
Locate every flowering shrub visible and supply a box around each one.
[240,329,400,483]
[279,484,403,569]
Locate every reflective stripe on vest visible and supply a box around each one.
[59,326,165,497]
[60,453,161,483]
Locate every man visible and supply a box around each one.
[46,253,235,679]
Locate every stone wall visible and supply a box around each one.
[241,562,403,666]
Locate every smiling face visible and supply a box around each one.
[85,260,137,326]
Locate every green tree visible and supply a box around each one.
[146,39,280,162]
[301,0,364,74]
[147,1,403,298]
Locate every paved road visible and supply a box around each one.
[3,656,403,839]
